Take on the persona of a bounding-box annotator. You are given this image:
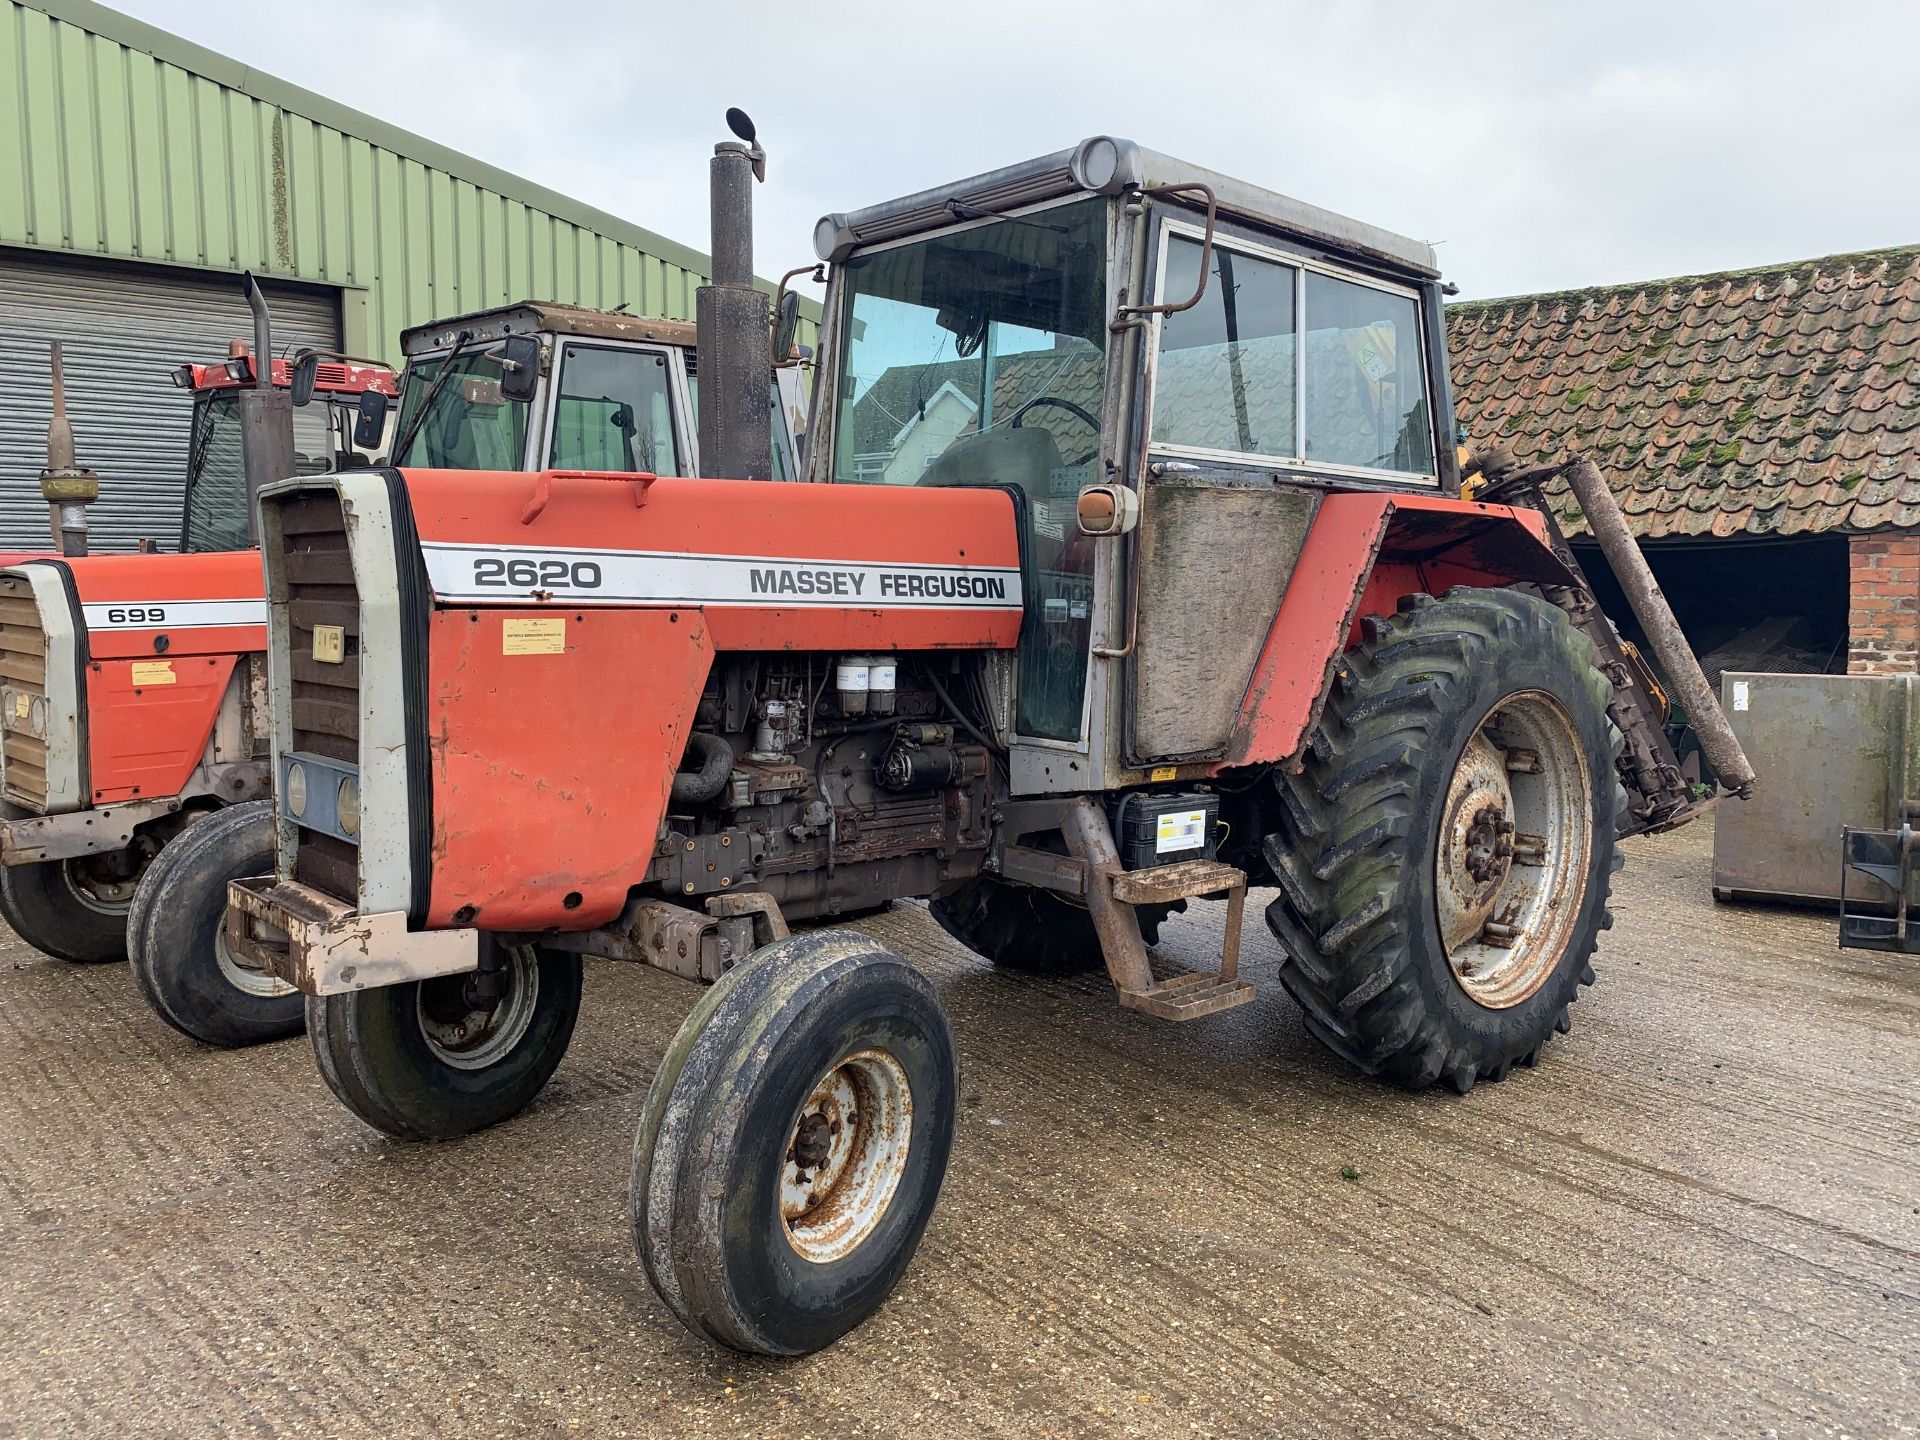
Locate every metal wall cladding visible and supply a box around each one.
[0,0,757,368]
[0,254,338,550]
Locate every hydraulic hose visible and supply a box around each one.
[671,732,735,805]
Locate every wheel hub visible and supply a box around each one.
[1433,692,1594,1009]
[416,945,539,1070]
[780,1048,913,1265]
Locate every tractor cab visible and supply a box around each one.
[174,349,397,553]
[385,302,804,481]
[804,139,1459,785]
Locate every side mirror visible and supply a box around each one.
[1076,483,1140,537]
[773,290,802,365]
[353,391,390,451]
[290,350,320,407]
[498,334,541,403]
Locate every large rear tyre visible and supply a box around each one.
[1263,588,1618,1094]
[0,848,143,963]
[128,801,300,1048]
[931,874,1180,976]
[307,944,581,1140]
[631,930,957,1356]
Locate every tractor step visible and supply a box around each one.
[1107,855,1253,1021]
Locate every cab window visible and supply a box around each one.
[1149,230,1436,480]
[392,351,528,469]
[549,345,682,475]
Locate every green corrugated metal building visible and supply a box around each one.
[0,0,797,547]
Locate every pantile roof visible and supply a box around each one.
[1447,246,1920,538]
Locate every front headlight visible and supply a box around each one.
[336,777,360,837]
[27,696,45,732]
[285,762,308,818]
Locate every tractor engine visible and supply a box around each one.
[645,655,996,921]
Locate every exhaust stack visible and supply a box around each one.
[40,342,99,557]
[695,109,772,481]
[236,273,296,542]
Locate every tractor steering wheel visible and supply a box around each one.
[1009,395,1100,468]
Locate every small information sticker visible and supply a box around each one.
[502,618,567,655]
[131,660,176,686]
[1155,808,1207,854]
[12,693,27,720]
[1149,765,1179,783]
[1732,679,1750,712]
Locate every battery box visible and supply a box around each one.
[1109,791,1220,871]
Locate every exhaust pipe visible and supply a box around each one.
[1561,456,1756,797]
[234,273,296,542]
[695,109,773,481]
[243,271,274,389]
[40,341,99,557]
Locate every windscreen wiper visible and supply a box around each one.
[944,199,1067,234]
[391,329,478,464]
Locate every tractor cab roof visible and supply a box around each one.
[812,135,1439,281]
[400,302,698,357]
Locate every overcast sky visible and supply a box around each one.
[121,0,1920,302]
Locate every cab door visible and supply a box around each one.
[539,341,691,476]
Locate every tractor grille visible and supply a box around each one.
[0,574,50,811]
[278,491,360,901]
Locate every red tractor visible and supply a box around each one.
[0,278,392,1000]
[0,285,802,1051]
[227,118,1752,1355]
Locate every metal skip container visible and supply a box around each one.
[1711,670,1917,912]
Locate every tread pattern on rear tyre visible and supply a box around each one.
[1263,587,1619,1094]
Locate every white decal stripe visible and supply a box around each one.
[81,598,267,631]
[420,543,1024,611]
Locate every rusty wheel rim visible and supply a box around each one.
[60,859,133,916]
[779,1048,913,1264]
[415,945,540,1071]
[1434,690,1592,1009]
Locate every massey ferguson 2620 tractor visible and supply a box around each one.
[0,285,796,1052]
[226,119,1753,1357]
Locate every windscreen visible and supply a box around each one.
[831,197,1109,488]
[392,351,529,469]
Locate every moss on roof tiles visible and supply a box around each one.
[1448,244,1920,538]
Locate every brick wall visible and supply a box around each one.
[1848,533,1920,673]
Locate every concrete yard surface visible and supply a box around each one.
[0,823,1914,1439]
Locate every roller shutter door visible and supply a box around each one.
[0,253,339,551]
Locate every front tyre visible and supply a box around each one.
[128,801,301,1048]
[1263,588,1618,1094]
[631,930,957,1356]
[0,849,144,963]
[307,944,581,1140]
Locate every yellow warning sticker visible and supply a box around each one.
[12,693,27,720]
[502,618,567,655]
[131,661,176,686]
[1149,765,1179,782]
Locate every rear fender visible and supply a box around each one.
[1225,493,1577,768]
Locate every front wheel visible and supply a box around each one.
[128,801,301,1048]
[1263,588,1619,1093]
[0,847,146,963]
[307,944,581,1140]
[631,930,957,1356]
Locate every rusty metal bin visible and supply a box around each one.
[1711,671,1917,906]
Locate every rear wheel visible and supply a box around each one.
[631,930,957,1355]
[931,874,1180,976]
[1262,588,1618,1093]
[0,846,148,963]
[307,944,581,1139]
[129,801,301,1048]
